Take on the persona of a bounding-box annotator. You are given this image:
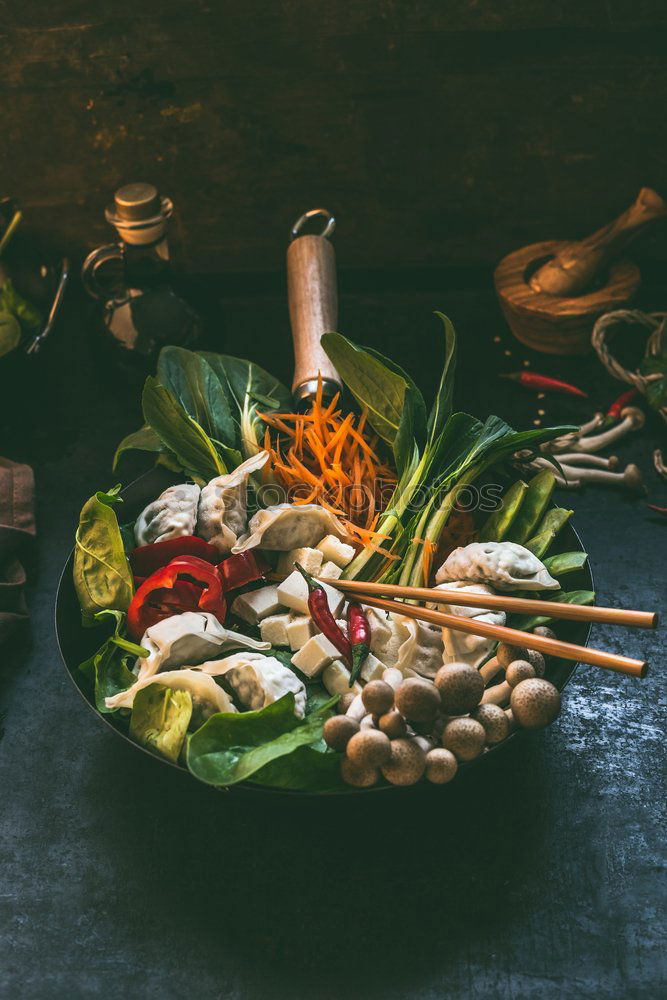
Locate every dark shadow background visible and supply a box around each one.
[0,3,665,999]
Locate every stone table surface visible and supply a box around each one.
[0,273,665,1000]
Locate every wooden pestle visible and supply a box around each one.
[529,187,667,297]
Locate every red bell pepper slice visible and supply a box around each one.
[127,556,227,641]
[218,551,271,592]
[130,535,219,577]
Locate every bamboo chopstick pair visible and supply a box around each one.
[318,577,658,678]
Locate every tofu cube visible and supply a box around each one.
[291,634,341,678]
[231,585,284,625]
[286,615,315,652]
[322,660,362,697]
[277,570,344,617]
[277,546,323,578]
[359,651,387,683]
[259,613,291,647]
[320,560,343,581]
[317,534,356,568]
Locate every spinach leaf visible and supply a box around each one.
[251,744,345,792]
[73,485,135,626]
[78,610,147,712]
[321,331,409,445]
[113,425,165,470]
[200,352,292,459]
[427,312,457,444]
[158,347,237,449]
[186,693,337,787]
[142,376,226,483]
[129,684,193,763]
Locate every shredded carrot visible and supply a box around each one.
[258,375,397,553]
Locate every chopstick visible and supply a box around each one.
[344,594,648,678]
[320,578,658,630]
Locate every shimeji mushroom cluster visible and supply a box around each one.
[325,633,562,788]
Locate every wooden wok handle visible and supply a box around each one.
[287,209,342,401]
[530,187,667,296]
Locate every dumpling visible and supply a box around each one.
[134,611,270,683]
[197,451,270,555]
[197,652,307,719]
[232,503,349,553]
[105,669,236,722]
[435,541,559,592]
[135,484,201,546]
[393,615,444,679]
[435,581,506,669]
[366,608,405,667]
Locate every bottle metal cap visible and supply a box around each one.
[105,183,173,245]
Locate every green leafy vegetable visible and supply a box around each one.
[251,744,345,792]
[142,376,227,483]
[322,331,409,446]
[129,684,193,763]
[0,312,21,358]
[426,312,457,445]
[186,693,337,787]
[78,610,147,713]
[113,425,165,470]
[73,485,135,626]
[0,278,42,335]
[158,347,237,451]
[200,352,292,460]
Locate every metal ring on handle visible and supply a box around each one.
[290,208,336,242]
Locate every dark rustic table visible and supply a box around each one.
[1,272,665,999]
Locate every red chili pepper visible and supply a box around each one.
[294,562,352,665]
[347,602,371,685]
[218,551,271,592]
[647,503,667,516]
[607,387,639,419]
[500,372,588,398]
[131,535,219,577]
[127,556,227,641]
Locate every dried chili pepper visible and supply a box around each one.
[500,372,588,398]
[294,562,352,665]
[130,535,219,576]
[218,551,270,592]
[347,602,371,685]
[607,387,639,419]
[646,503,667,516]
[127,555,226,640]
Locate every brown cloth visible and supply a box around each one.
[0,458,35,643]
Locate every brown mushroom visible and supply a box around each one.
[441,717,486,761]
[362,679,395,716]
[425,748,458,784]
[505,659,536,688]
[473,703,510,744]
[381,738,426,785]
[340,756,379,788]
[395,677,441,723]
[378,709,407,739]
[510,678,561,729]
[497,642,529,669]
[434,662,484,715]
[337,692,356,714]
[323,714,360,752]
[526,649,546,677]
[533,625,556,641]
[346,728,392,767]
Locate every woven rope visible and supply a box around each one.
[591,309,667,423]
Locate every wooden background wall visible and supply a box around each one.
[2,1,667,272]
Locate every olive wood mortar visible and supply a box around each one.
[494,187,667,355]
